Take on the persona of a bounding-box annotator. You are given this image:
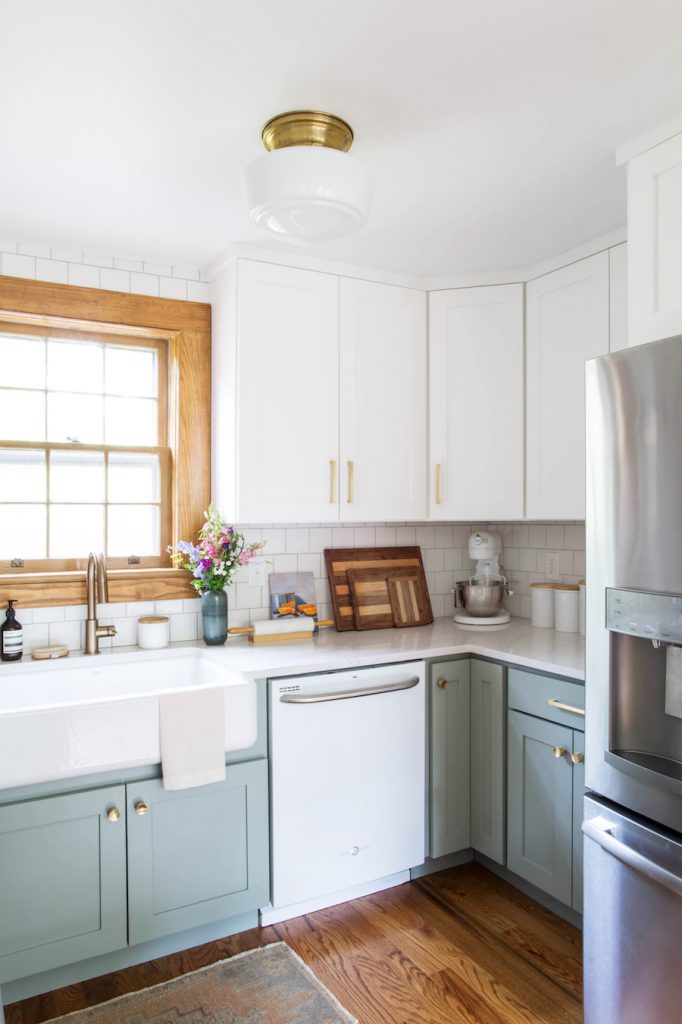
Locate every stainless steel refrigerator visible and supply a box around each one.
[584,333,682,1024]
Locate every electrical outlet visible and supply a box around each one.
[545,551,560,580]
[249,557,269,586]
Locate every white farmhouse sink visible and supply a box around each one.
[0,647,256,791]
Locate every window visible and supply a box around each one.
[0,274,210,608]
[0,325,171,570]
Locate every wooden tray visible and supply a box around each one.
[387,569,433,627]
[324,547,428,631]
[347,568,395,630]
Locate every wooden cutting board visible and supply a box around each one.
[387,569,433,627]
[347,568,395,630]
[324,547,429,631]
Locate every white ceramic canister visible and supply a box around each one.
[530,582,555,628]
[138,615,170,650]
[579,579,586,636]
[554,584,580,633]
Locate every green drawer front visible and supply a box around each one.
[508,668,585,729]
[127,759,269,945]
[0,785,127,983]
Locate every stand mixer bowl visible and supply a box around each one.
[454,576,510,617]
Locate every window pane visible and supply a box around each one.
[108,452,160,502]
[50,450,105,502]
[104,396,157,445]
[0,389,45,441]
[47,392,103,443]
[50,504,104,558]
[0,504,46,559]
[108,504,159,557]
[0,335,45,388]
[105,346,157,397]
[0,449,46,502]
[47,339,103,394]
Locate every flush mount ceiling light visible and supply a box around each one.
[243,111,373,245]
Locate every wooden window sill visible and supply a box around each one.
[0,568,197,609]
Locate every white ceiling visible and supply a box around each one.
[1,0,682,277]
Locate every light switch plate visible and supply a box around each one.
[249,557,269,586]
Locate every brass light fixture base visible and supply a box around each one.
[261,111,354,153]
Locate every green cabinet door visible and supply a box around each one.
[127,759,269,945]
[507,710,573,905]
[0,786,127,984]
[571,730,585,914]
[470,659,506,864]
[430,659,470,858]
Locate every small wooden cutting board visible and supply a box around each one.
[347,568,395,630]
[387,569,433,627]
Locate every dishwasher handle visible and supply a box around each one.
[279,675,420,704]
[583,815,682,897]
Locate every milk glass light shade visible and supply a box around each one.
[243,145,373,245]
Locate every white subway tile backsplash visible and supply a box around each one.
[172,263,201,281]
[130,272,160,296]
[565,524,585,550]
[512,524,529,548]
[528,524,546,548]
[520,548,537,572]
[100,268,130,292]
[424,548,444,572]
[273,554,298,574]
[2,252,35,278]
[396,526,417,545]
[126,601,156,617]
[298,553,321,576]
[416,526,436,549]
[143,260,173,277]
[22,623,49,654]
[19,241,51,258]
[159,276,187,300]
[0,236,18,252]
[286,528,309,553]
[68,262,100,287]
[261,528,286,554]
[332,527,354,547]
[83,251,115,268]
[169,613,198,643]
[155,599,186,615]
[35,257,68,283]
[31,605,65,624]
[375,526,396,546]
[114,257,144,272]
[353,526,376,547]
[51,247,83,263]
[111,617,138,647]
[63,603,88,621]
[187,280,210,302]
[48,620,83,651]
[546,524,565,549]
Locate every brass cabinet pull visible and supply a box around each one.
[571,751,585,765]
[547,698,585,717]
[107,807,121,822]
[329,459,337,504]
[435,463,442,505]
[347,460,354,503]
[135,801,149,816]
[436,678,448,689]
[552,746,567,759]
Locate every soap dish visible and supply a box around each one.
[31,644,69,661]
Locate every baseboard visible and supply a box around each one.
[260,870,411,925]
[410,849,474,878]
[2,911,259,1006]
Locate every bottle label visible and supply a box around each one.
[2,629,23,653]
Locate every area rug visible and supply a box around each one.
[43,943,357,1024]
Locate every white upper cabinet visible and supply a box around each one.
[526,252,609,520]
[339,279,426,521]
[626,131,682,346]
[236,260,340,523]
[429,285,524,520]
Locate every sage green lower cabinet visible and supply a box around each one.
[0,786,127,983]
[507,710,584,908]
[430,660,470,858]
[127,760,269,945]
[470,660,506,865]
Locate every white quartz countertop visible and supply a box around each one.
[209,615,585,682]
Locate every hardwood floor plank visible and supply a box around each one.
[6,865,584,1024]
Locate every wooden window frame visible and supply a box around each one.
[0,275,211,607]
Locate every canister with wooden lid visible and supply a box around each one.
[554,584,580,633]
[530,582,555,628]
[138,615,170,650]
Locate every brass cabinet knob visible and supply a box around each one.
[135,801,149,816]
[552,746,567,759]
[107,807,121,822]
[436,678,449,689]
[571,751,585,765]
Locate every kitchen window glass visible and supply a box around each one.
[0,327,170,570]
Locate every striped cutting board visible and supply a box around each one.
[347,568,395,630]
[387,569,433,627]
[324,547,430,631]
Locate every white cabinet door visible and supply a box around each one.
[236,261,339,522]
[429,284,524,520]
[609,243,628,352]
[526,253,609,520]
[628,132,682,345]
[339,279,426,521]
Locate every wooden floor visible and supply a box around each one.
[6,864,583,1024]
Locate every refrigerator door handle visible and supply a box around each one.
[583,815,682,897]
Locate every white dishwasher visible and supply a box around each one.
[262,661,425,925]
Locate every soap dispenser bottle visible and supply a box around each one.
[1,600,23,662]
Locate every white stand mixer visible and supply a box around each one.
[453,531,512,626]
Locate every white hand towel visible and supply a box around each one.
[160,688,226,790]
[664,645,682,720]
